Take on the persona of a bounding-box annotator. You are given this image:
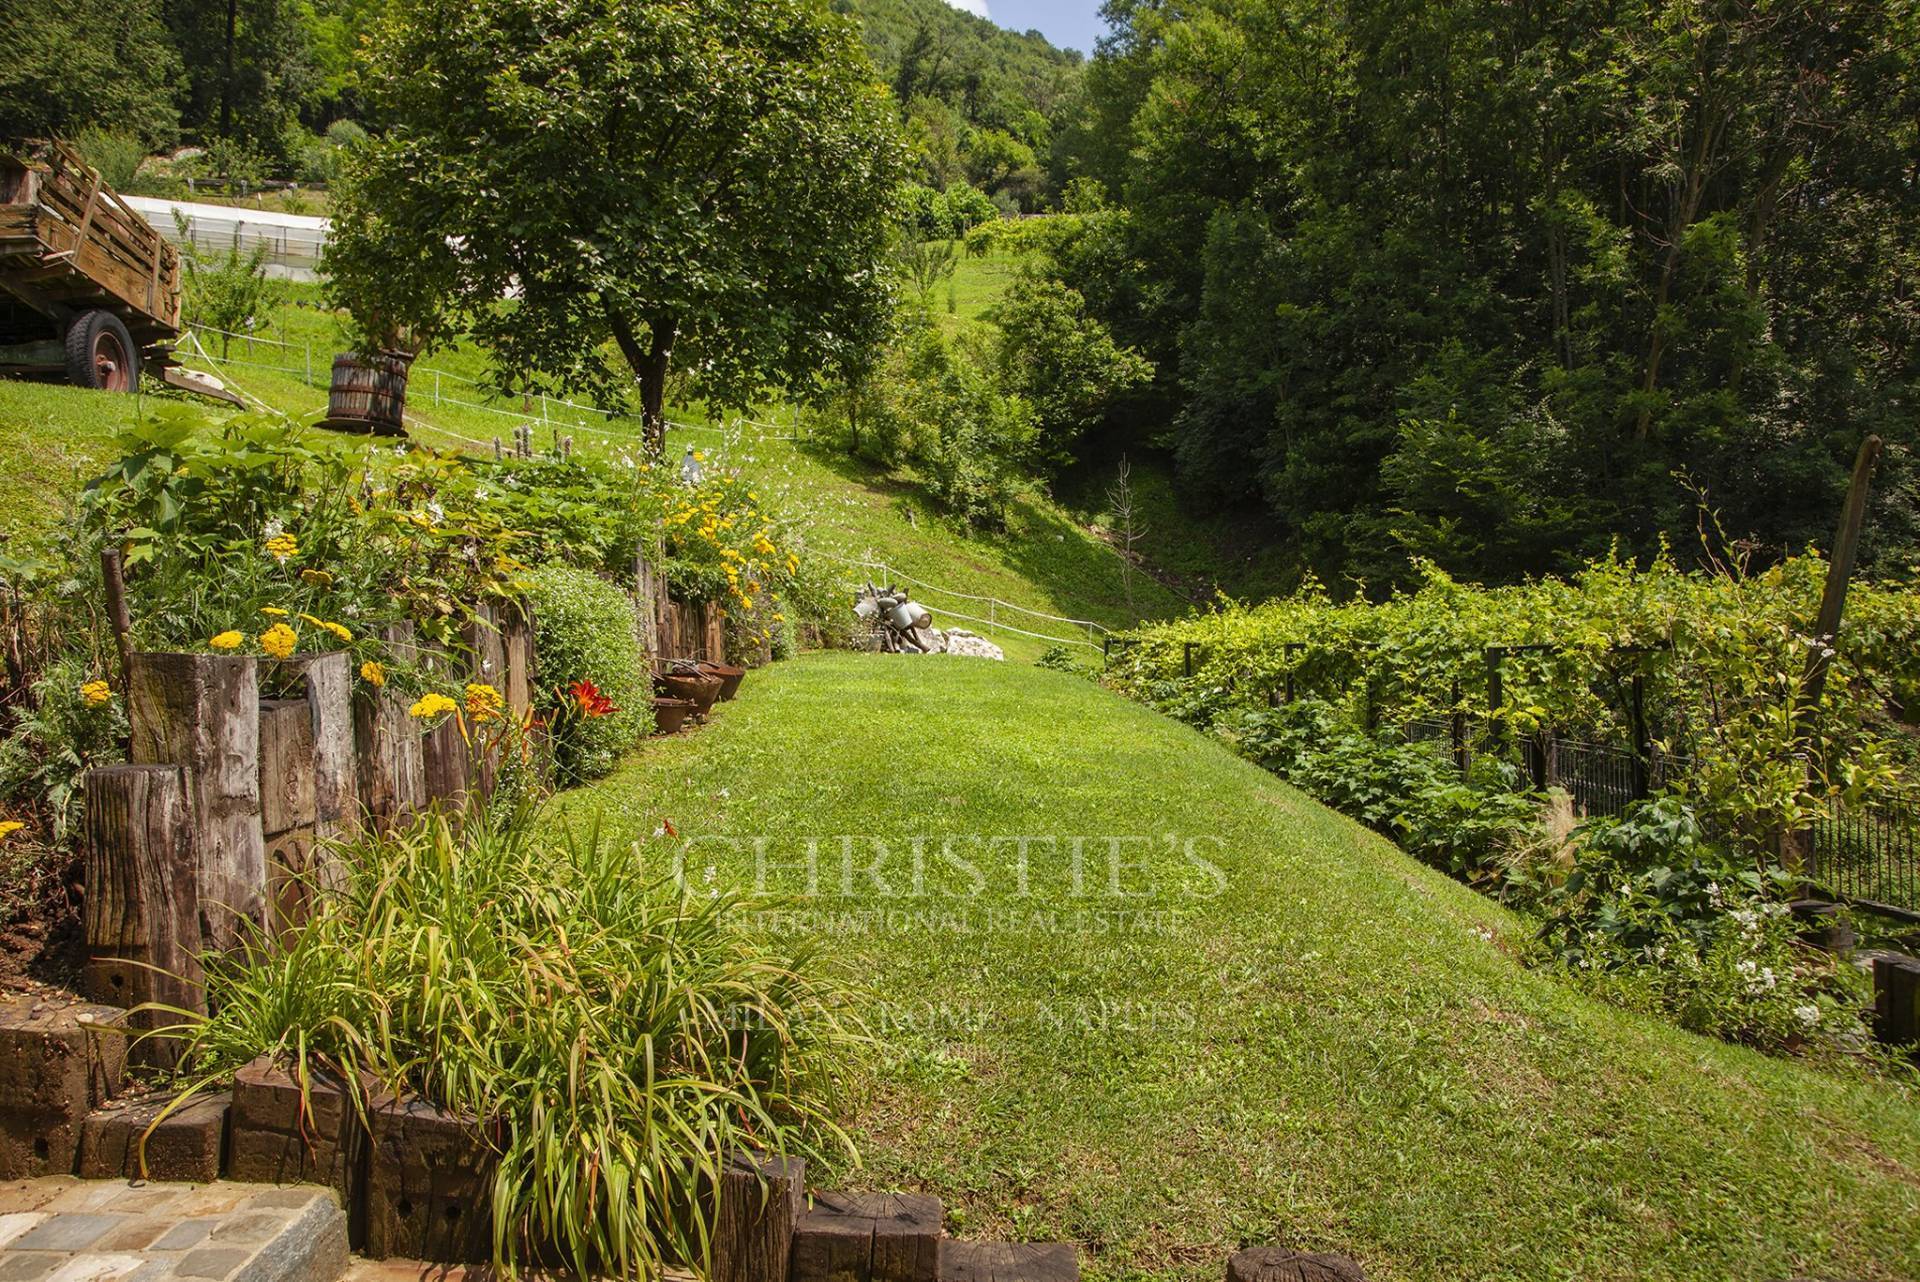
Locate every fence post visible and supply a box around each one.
[1183,642,1196,678]
[1630,670,1650,801]
[304,339,311,385]
[1485,648,1504,746]
[1450,677,1467,775]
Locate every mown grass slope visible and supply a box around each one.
[566,653,1920,1282]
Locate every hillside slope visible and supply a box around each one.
[566,653,1920,1282]
[0,265,1186,658]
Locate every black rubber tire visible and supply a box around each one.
[64,310,140,393]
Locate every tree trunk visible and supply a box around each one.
[608,305,676,455]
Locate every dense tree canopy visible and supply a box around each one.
[1047,0,1920,589]
[0,0,182,146]
[325,0,909,448]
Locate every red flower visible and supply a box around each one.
[568,678,618,719]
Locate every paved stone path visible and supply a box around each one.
[0,1179,345,1282]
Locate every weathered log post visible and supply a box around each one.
[501,599,535,720]
[354,622,427,835]
[710,1153,805,1282]
[463,603,510,796]
[127,652,265,952]
[634,550,664,661]
[81,764,204,1066]
[258,651,357,939]
[419,630,471,809]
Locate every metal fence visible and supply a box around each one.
[1810,799,1920,917]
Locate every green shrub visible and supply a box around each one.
[1537,798,1873,1057]
[1213,700,1540,882]
[177,803,855,1277]
[73,127,146,192]
[527,563,651,780]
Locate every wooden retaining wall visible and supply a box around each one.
[80,603,537,1052]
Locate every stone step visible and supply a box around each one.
[0,1178,347,1282]
[937,1241,1078,1282]
[792,1192,943,1282]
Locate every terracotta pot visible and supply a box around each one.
[651,696,696,735]
[695,661,746,701]
[659,671,722,715]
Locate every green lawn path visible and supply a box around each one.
[562,653,1920,1282]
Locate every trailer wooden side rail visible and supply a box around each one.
[0,139,183,392]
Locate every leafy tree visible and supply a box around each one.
[324,0,908,450]
[894,237,958,301]
[0,0,181,147]
[989,274,1151,474]
[176,213,282,355]
[1058,0,1920,589]
[166,0,317,149]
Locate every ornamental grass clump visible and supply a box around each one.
[175,799,855,1278]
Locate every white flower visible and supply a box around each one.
[1736,959,1757,977]
[425,500,445,524]
[1794,1004,1821,1028]
[264,517,285,539]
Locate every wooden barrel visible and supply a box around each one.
[322,352,410,435]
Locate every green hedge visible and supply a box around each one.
[526,563,651,780]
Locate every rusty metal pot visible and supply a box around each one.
[659,671,722,715]
[695,661,746,701]
[651,696,696,735]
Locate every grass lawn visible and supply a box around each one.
[0,381,150,544]
[564,653,1920,1282]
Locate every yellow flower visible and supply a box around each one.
[409,692,458,719]
[79,680,112,707]
[260,606,289,617]
[359,661,386,688]
[209,631,244,651]
[693,450,706,462]
[463,682,504,723]
[264,532,300,562]
[0,821,24,841]
[259,623,298,660]
[320,621,353,644]
[300,569,334,587]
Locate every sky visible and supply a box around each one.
[942,0,1109,54]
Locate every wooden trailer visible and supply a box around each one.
[0,140,183,392]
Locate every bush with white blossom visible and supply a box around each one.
[1538,797,1870,1057]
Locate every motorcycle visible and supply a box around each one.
[854,581,945,654]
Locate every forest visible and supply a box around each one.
[1041,0,1920,590]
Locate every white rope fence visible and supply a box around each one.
[812,548,1108,650]
[176,323,799,453]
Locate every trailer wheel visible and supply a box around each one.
[64,310,139,393]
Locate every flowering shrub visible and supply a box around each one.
[525,564,651,781]
[1537,798,1871,1056]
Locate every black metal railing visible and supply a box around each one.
[1810,798,1920,916]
